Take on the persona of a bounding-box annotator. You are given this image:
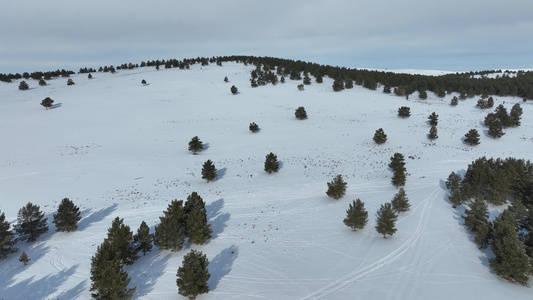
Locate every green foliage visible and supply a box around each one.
[141,79,147,85]
[188,136,204,154]
[445,172,462,191]
[264,152,280,174]
[448,188,463,208]
[106,217,139,265]
[184,192,212,245]
[489,210,532,285]
[398,106,411,118]
[38,79,47,86]
[394,86,405,96]
[230,85,238,94]
[154,200,187,252]
[428,125,438,140]
[332,78,344,92]
[509,103,523,127]
[476,97,494,109]
[418,88,428,99]
[295,106,307,120]
[0,211,18,259]
[201,159,217,182]
[389,153,407,187]
[224,76,229,83]
[14,202,48,242]
[343,199,368,231]
[53,198,81,232]
[391,188,410,213]
[132,221,153,256]
[176,250,210,299]
[344,77,354,89]
[18,80,29,90]
[326,174,347,200]
[488,119,505,139]
[67,78,75,86]
[463,129,480,145]
[19,251,30,265]
[40,97,54,109]
[473,221,492,249]
[450,96,459,106]
[428,112,438,126]
[462,197,489,233]
[249,122,259,133]
[297,84,305,91]
[375,203,398,238]
[303,74,311,85]
[373,128,387,144]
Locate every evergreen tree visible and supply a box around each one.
[428,125,438,140]
[392,169,407,187]
[0,211,18,259]
[90,241,136,299]
[418,88,428,100]
[464,129,480,145]
[344,77,354,89]
[398,106,411,118]
[14,202,48,242]
[428,112,439,126]
[52,197,81,232]
[141,79,147,85]
[188,136,204,154]
[315,74,323,83]
[132,221,153,256]
[154,200,187,252]
[391,188,410,213]
[373,128,387,144]
[88,73,93,79]
[474,220,492,249]
[489,210,532,285]
[18,80,29,90]
[450,96,459,106]
[106,217,139,265]
[494,104,510,127]
[19,251,30,265]
[40,97,54,109]
[445,171,462,191]
[230,85,238,94]
[343,199,368,231]
[201,160,217,182]
[332,78,344,92]
[488,119,505,139]
[295,106,308,120]
[448,188,463,208]
[303,74,311,85]
[184,192,212,245]
[375,203,398,238]
[388,153,406,172]
[249,122,259,133]
[264,152,280,174]
[509,103,523,127]
[67,78,75,86]
[38,79,47,86]
[326,174,348,200]
[462,197,489,233]
[280,75,285,83]
[176,250,210,299]
[297,84,305,91]
[184,192,205,215]
[223,76,229,83]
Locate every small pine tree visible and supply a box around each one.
[14,202,49,242]
[132,221,153,256]
[450,96,459,106]
[462,197,489,233]
[343,199,368,231]
[297,84,305,91]
[249,122,259,133]
[373,128,387,144]
[38,79,47,86]
[418,89,428,100]
[154,200,187,252]
[67,78,75,86]
[40,97,54,109]
[230,85,238,94]
[201,159,217,182]
[53,198,81,232]
[464,129,480,145]
[391,188,410,213]
[344,77,354,89]
[388,153,406,172]
[88,73,93,79]
[141,79,147,85]
[488,119,505,138]
[428,112,438,126]
[398,106,411,118]
[375,203,398,238]
[188,136,204,154]
[176,250,210,299]
[18,81,29,90]
[428,125,438,140]
[280,75,285,83]
[0,211,18,259]
[326,174,347,200]
[19,251,30,265]
[223,76,229,83]
[106,217,139,265]
[295,106,307,120]
[332,78,344,92]
[448,188,462,208]
[264,152,280,174]
[303,75,311,85]
[445,172,462,191]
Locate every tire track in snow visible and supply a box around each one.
[300,187,440,300]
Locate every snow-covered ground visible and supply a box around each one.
[0,62,531,299]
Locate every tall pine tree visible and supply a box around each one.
[53,198,81,232]
[201,160,217,182]
[106,217,139,265]
[154,200,187,252]
[326,174,347,200]
[14,202,48,242]
[184,192,212,245]
[132,221,153,256]
[462,197,489,233]
[375,203,398,238]
[391,188,410,213]
[176,250,210,299]
[343,199,368,231]
[0,211,18,259]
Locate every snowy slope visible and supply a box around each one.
[0,62,531,299]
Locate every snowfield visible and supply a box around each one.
[0,62,531,299]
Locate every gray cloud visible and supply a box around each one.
[1,0,532,73]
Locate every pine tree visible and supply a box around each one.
[154,200,187,252]
[450,96,459,106]
[375,203,398,238]
[19,251,30,265]
[388,153,406,172]
[230,85,238,94]
[392,170,407,187]
[303,74,311,85]
[41,97,54,109]
[67,78,75,86]
[445,172,462,191]
[344,77,354,89]
[398,106,411,118]
[264,152,280,174]
[494,104,510,127]
[106,217,139,265]
[201,160,217,182]
[509,103,523,127]
[462,197,489,233]
[391,188,410,213]
[132,221,153,256]
[14,202,48,242]
[464,129,480,145]
[53,198,81,232]
[373,128,387,144]
[0,211,18,259]
[223,76,229,83]
[418,88,428,100]
[428,125,438,140]
[489,209,532,285]
[90,241,136,299]
[141,79,147,85]
[183,192,212,245]
[473,221,492,249]
[448,188,463,208]
[428,112,439,126]
[332,78,344,92]
[249,122,259,133]
[488,119,505,138]
[188,136,204,154]
[295,106,307,120]
[38,79,47,86]
[18,81,29,90]
[326,174,348,200]
[176,250,210,299]
[343,199,368,231]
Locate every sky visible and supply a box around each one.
[1,0,532,74]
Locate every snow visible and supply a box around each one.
[1,62,532,299]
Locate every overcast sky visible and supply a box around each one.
[1,0,532,73]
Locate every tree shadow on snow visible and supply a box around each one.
[208,245,239,291]
[49,103,62,110]
[213,167,227,182]
[77,203,118,231]
[206,199,230,240]
[128,251,172,298]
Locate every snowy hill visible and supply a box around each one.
[0,61,531,299]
